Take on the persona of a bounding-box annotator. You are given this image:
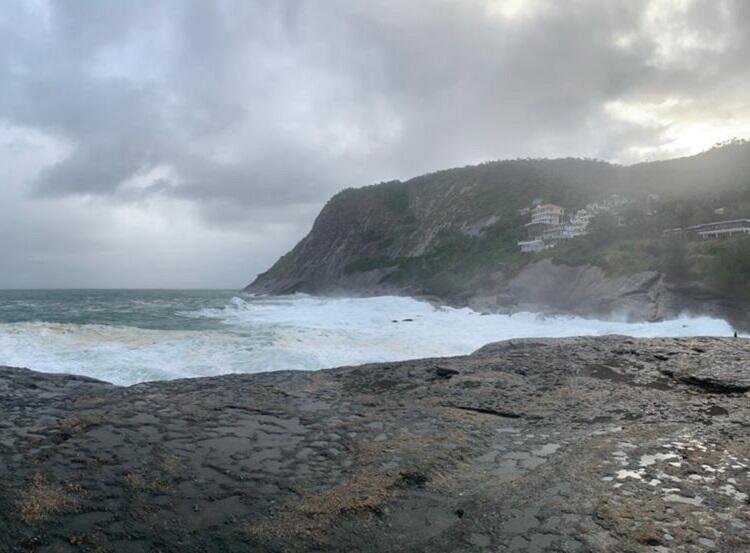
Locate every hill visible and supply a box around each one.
[246,140,750,327]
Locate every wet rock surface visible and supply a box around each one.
[2,336,750,552]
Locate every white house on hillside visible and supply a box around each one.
[526,204,564,227]
[518,202,565,252]
[562,209,592,238]
[517,201,600,252]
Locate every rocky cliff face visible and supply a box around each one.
[247,183,410,296]
[247,144,750,328]
[468,260,749,328]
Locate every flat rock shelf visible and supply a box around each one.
[2,336,750,552]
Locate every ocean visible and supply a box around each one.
[0,290,738,386]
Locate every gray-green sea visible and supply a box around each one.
[0,290,737,386]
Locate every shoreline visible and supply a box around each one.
[2,335,750,551]
[0,294,748,387]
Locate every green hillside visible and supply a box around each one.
[249,140,750,306]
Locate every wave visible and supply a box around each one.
[0,295,739,386]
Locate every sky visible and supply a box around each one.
[1,0,749,288]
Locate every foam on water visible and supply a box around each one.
[0,294,739,385]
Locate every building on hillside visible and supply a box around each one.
[563,209,592,238]
[517,200,622,252]
[518,238,546,253]
[526,204,565,228]
[663,219,750,240]
[518,203,565,252]
[516,194,633,252]
[585,195,628,216]
[694,219,750,239]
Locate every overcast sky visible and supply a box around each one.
[1,0,748,288]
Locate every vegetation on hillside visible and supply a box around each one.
[254,141,750,302]
[387,218,527,297]
[705,238,750,302]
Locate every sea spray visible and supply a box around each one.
[0,290,738,385]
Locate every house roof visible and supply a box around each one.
[663,219,750,234]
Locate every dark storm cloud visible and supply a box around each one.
[4,0,746,201]
[1,0,749,287]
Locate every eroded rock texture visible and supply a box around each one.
[2,336,750,552]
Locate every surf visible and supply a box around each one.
[0,291,738,386]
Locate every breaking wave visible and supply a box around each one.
[0,293,738,385]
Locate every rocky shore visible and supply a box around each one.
[2,336,750,552]
[248,257,750,333]
[463,260,750,332]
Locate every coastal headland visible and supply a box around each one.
[247,143,750,331]
[2,336,750,552]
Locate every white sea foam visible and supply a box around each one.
[0,294,739,385]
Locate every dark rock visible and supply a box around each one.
[446,405,526,419]
[432,367,460,380]
[398,471,429,489]
[677,375,750,394]
[2,336,750,552]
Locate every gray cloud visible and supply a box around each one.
[1,0,749,287]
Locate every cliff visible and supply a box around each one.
[471,260,749,328]
[247,141,750,327]
[3,336,750,551]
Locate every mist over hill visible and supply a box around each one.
[247,141,750,328]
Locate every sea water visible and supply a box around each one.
[0,290,738,385]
